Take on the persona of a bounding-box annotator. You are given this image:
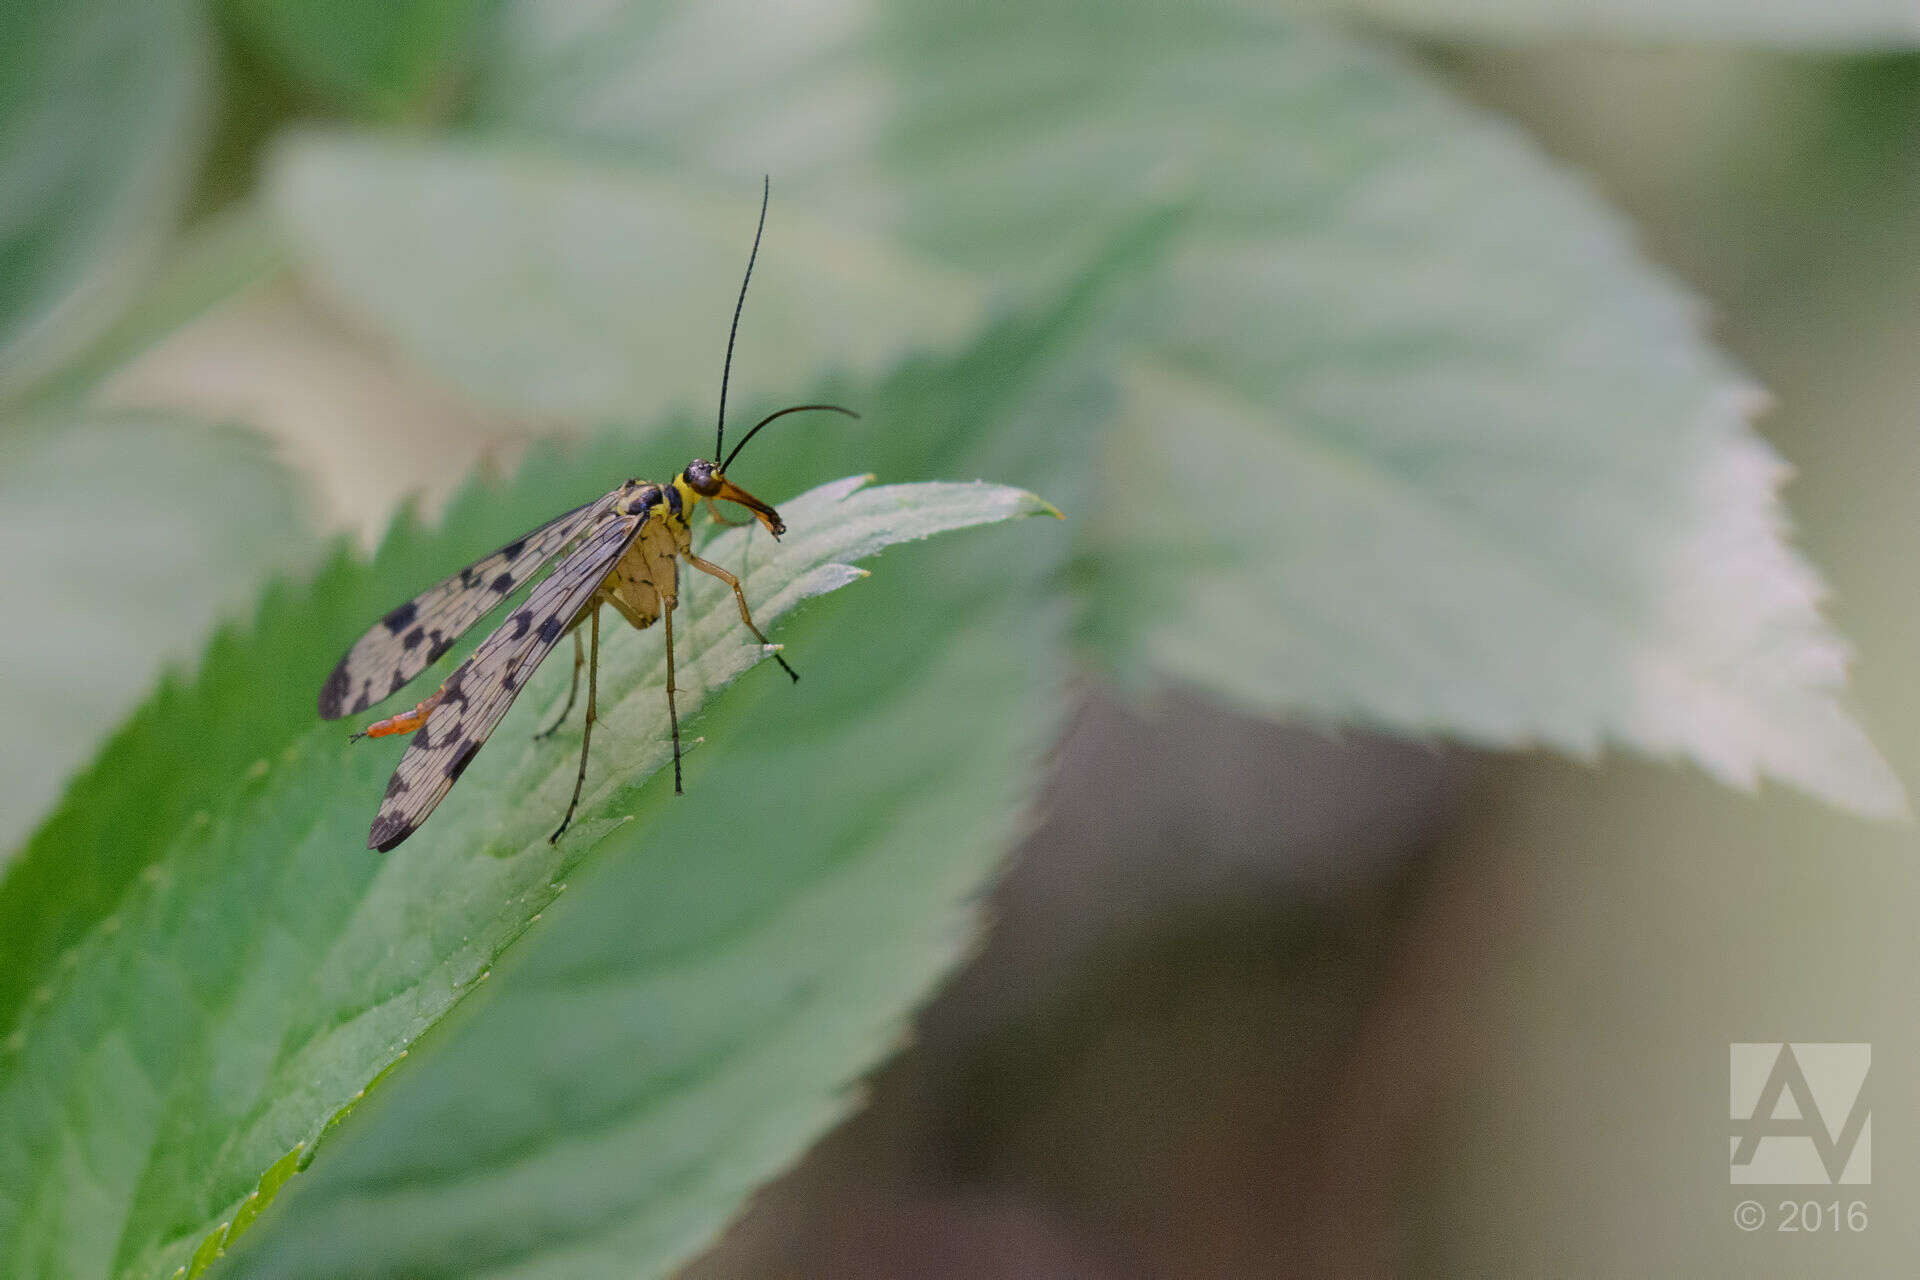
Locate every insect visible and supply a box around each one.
[319,179,854,851]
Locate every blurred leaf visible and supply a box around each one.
[0,414,316,860]
[468,0,1903,815]
[0,392,1054,1278]
[1100,365,1905,816]
[222,0,489,119]
[216,288,1092,1280]
[25,207,287,413]
[1293,0,1920,46]
[266,131,990,423]
[0,0,211,402]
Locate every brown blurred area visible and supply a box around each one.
[671,45,1920,1279]
[690,699,1481,1279]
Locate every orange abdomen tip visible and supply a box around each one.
[358,687,447,739]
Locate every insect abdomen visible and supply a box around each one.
[356,685,448,739]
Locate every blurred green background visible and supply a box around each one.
[3,1,1919,1276]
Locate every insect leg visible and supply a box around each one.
[532,627,585,741]
[664,561,684,794]
[550,604,602,843]
[683,551,797,682]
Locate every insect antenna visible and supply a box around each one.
[715,175,771,465]
[721,403,860,473]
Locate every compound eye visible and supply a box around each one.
[686,459,721,495]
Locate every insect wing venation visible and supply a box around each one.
[365,509,647,851]
[320,495,617,720]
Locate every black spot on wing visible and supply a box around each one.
[490,572,514,593]
[537,615,563,644]
[402,628,424,651]
[499,539,526,560]
[383,601,418,633]
[369,810,416,852]
[383,772,410,799]
[509,610,532,639]
[427,631,452,662]
[318,660,352,719]
[445,739,481,782]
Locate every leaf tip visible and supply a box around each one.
[1008,491,1064,522]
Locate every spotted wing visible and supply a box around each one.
[365,510,647,851]
[320,494,618,720]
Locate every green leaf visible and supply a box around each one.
[1292,0,1920,46]
[221,550,1065,1280]
[215,294,1090,1280]
[0,0,211,402]
[467,0,1901,816]
[0,393,1057,1278]
[221,0,491,119]
[265,131,990,423]
[1101,363,1904,815]
[0,414,317,859]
